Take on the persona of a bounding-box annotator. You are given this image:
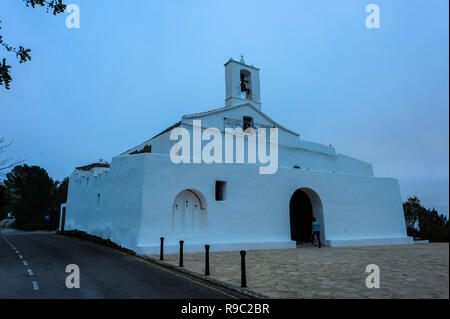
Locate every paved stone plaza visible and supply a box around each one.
[147,243,449,298]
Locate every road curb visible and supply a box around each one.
[140,255,270,299]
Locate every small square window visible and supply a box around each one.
[215,181,227,201]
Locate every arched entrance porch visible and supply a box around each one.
[289,188,324,244]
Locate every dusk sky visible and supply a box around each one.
[1,0,448,215]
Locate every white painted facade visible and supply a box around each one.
[63,58,413,254]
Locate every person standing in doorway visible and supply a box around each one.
[311,217,321,248]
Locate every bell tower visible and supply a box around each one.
[224,55,261,110]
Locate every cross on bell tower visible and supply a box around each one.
[224,56,261,110]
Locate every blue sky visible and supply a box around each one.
[0,0,448,215]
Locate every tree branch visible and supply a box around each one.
[0,138,24,176]
[0,1,66,90]
[22,0,66,15]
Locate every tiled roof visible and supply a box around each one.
[76,163,110,171]
[150,121,181,140]
[119,121,181,156]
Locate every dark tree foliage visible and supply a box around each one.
[3,164,68,230]
[0,0,66,90]
[403,196,449,242]
[0,183,10,219]
[0,58,12,89]
[54,177,68,207]
[22,0,66,14]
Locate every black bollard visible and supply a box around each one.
[205,245,210,276]
[160,237,164,261]
[240,250,247,288]
[179,240,184,267]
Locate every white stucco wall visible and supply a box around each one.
[133,153,411,254]
[65,101,411,254]
[65,155,146,250]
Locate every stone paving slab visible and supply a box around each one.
[146,243,449,299]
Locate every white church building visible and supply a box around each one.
[61,57,413,254]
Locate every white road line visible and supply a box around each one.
[3,236,39,292]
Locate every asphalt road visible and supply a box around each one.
[0,230,246,299]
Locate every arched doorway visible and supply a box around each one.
[172,190,207,234]
[289,188,324,244]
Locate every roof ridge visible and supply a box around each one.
[183,105,229,117]
[183,103,300,136]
